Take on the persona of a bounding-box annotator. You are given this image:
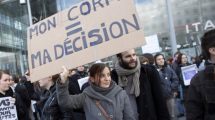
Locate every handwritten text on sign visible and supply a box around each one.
[28,0,145,82]
[0,97,18,120]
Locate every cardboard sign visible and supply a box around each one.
[181,64,198,86]
[0,97,18,120]
[27,0,145,82]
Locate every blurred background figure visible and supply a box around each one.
[175,53,192,117]
[76,66,88,78]
[68,66,88,120]
[190,57,196,65]
[142,53,155,65]
[154,53,179,120]
[171,51,181,72]
[38,74,74,120]
[175,53,191,90]
[167,57,174,65]
[139,55,149,65]
[69,69,77,77]
[9,74,19,92]
[15,75,33,120]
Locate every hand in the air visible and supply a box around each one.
[60,66,69,84]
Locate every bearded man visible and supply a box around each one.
[111,49,170,120]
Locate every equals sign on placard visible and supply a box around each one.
[65,21,82,37]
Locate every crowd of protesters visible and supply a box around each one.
[0,29,215,120]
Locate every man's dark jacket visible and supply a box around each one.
[186,64,215,120]
[68,73,87,120]
[41,84,74,120]
[111,64,170,120]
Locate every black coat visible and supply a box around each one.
[175,63,192,100]
[41,84,74,120]
[0,87,30,120]
[68,73,86,120]
[111,64,170,120]
[15,82,31,108]
[0,87,13,97]
[68,71,88,94]
[186,65,215,120]
[68,74,82,95]
[15,83,32,120]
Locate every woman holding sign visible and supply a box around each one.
[175,53,192,99]
[175,53,192,116]
[0,70,22,120]
[57,63,135,120]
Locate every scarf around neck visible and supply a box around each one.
[115,58,141,97]
[91,81,115,95]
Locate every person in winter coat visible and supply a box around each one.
[68,66,88,120]
[15,80,32,119]
[154,53,179,120]
[175,53,192,87]
[171,51,181,72]
[111,49,170,120]
[175,53,192,102]
[0,70,14,98]
[57,63,135,120]
[186,29,215,120]
[9,74,19,92]
[38,74,74,120]
[0,70,29,120]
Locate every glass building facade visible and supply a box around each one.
[0,0,215,75]
[0,0,29,75]
[30,0,80,24]
[136,0,215,58]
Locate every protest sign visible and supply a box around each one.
[141,34,160,53]
[27,0,145,82]
[0,97,18,120]
[78,77,89,90]
[181,64,198,86]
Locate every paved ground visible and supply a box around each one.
[178,116,186,120]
